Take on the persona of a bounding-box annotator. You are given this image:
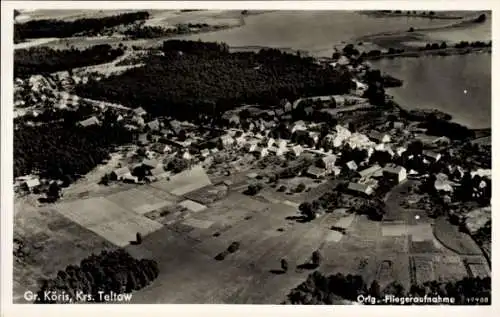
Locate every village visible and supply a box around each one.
[13,46,491,304]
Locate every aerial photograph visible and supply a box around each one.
[12,7,491,305]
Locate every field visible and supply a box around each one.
[150,165,212,196]
[13,199,114,303]
[433,217,483,255]
[14,162,489,303]
[55,197,163,246]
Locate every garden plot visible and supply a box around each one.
[106,187,171,214]
[381,224,408,237]
[182,218,215,229]
[409,223,434,241]
[410,256,435,285]
[334,214,356,230]
[55,197,163,246]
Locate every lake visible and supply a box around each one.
[371,53,491,129]
[181,11,456,57]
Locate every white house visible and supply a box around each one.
[200,149,210,158]
[322,154,338,172]
[291,145,304,157]
[220,134,235,147]
[423,150,442,163]
[182,151,192,160]
[266,137,275,148]
[346,160,358,171]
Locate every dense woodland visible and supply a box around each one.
[35,249,159,303]
[14,11,149,42]
[15,45,124,78]
[77,40,355,122]
[286,271,490,305]
[14,121,133,179]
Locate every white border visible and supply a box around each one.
[1,1,498,317]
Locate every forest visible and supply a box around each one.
[14,120,133,180]
[286,271,490,305]
[14,45,124,78]
[14,11,149,42]
[76,40,355,122]
[35,249,159,303]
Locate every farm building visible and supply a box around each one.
[110,166,132,181]
[368,131,391,144]
[78,116,100,127]
[347,182,374,197]
[382,165,407,184]
[346,160,358,171]
[308,131,320,144]
[21,178,41,193]
[133,107,147,116]
[306,166,327,179]
[251,146,268,158]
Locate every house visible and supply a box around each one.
[368,131,391,144]
[169,120,183,135]
[235,134,247,147]
[276,139,287,149]
[423,150,442,163]
[182,151,192,160]
[347,182,374,197]
[434,173,454,193]
[122,173,139,184]
[322,154,338,172]
[291,145,304,157]
[22,178,41,193]
[291,120,307,133]
[78,116,100,127]
[220,134,235,147]
[266,137,275,148]
[358,164,382,179]
[306,166,327,179]
[382,165,407,184]
[245,141,258,153]
[393,121,405,129]
[346,160,358,171]
[146,119,160,131]
[254,146,268,158]
[133,107,147,117]
[200,149,210,158]
[274,108,285,118]
[309,131,320,145]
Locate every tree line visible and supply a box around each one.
[286,271,490,305]
[14,11,150,42]
[35,249,159,303]
[15,45,124,78]
[76,40,354,123]
[14,121,133,180]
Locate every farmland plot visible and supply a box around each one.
[55,197,163,246]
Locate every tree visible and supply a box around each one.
[281,259,289,272]
[47,182,61,202]
[244,183,262,196]
[369,280,382,298]
[299,202,315,220]
[136,232,142,244]
[311,250,322,267]
[296,183,306,193]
